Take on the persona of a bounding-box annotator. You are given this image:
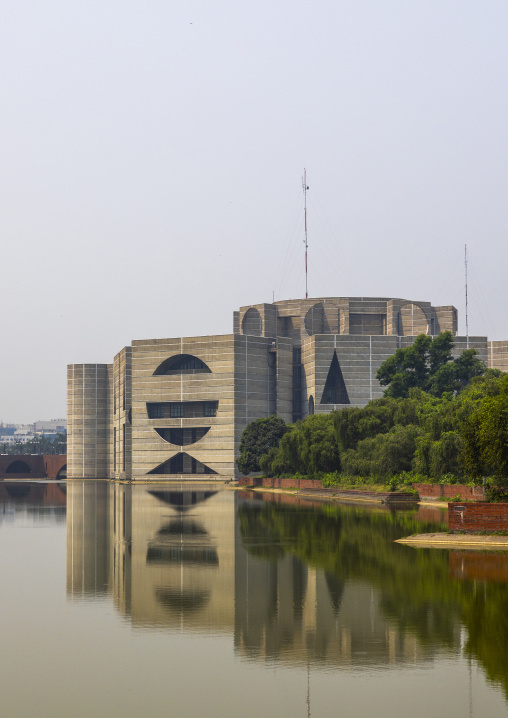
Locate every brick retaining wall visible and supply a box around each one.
[0,454,66,480]
[448,502,508,533]
[238,477,324,489]
[43,455,67,479]
[413,483,484,501]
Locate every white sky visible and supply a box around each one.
[1,0,507,423]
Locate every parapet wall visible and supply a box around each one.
[238,477,323,489]
[488,340,508,372]
[448,502,508,533]
[414,483,484,500]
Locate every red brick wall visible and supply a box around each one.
[238,477,324,489]
[0,454,67,479]
[413,483,484,500]
[43,455,67,479]
[0,455,46,479]
[448,502,508,532]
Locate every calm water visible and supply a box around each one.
[0,481,507,718]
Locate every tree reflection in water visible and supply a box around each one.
[238,497,508,699]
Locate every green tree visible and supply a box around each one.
[377,335,432,398]
[377,331,486,399]
[260,414,340,476]
[237,416,288,475]
[462,377,508,483]
[413,430,463,479]
[341,424,421,479]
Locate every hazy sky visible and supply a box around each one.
[1,0,507,423]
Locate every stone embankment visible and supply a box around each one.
[397,533,508,550]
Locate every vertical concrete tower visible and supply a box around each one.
[67,364,112,478]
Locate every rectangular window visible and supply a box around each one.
[170,403,184,418]
[148,404,164,418]
[122,424,126,471]
[293,390,302,421]
[292,349,302,422]
[349,313,386,336]
[147,401,218,419]
[204,402,217,417]
[113,427,117,470]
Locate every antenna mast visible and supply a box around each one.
[465,244,469,349]
[302,169,309,299]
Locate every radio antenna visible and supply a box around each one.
[465,244,469,349]
[302,169,309,299]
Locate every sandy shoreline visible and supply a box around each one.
[396,533,508,550]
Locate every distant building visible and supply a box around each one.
[67,296,508,480]
[1,436,18,446]
[13,430,32,444]
[34,419,67,434]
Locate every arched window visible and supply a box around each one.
[242,308,262,336]
[398,303,429,336]
[308,395,314,415]
[153,354,211,375]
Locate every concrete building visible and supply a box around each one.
[67,296,504,480]
[34,419,67,434]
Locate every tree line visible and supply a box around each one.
[0,432,67,455]
[237,332,508,488]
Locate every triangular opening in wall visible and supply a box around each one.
[320,351,350,405]
[147,452,217,475]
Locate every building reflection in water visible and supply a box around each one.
[234,497,443,668]
[67,482,109,597]
[66,482,454,668]
[0,481,66,525]
[67,482,235,631]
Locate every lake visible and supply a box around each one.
[0,481,507,717]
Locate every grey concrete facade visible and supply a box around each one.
[488,340,508,373]
[67,296,504,480]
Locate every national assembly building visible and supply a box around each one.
[67,296,508,480]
